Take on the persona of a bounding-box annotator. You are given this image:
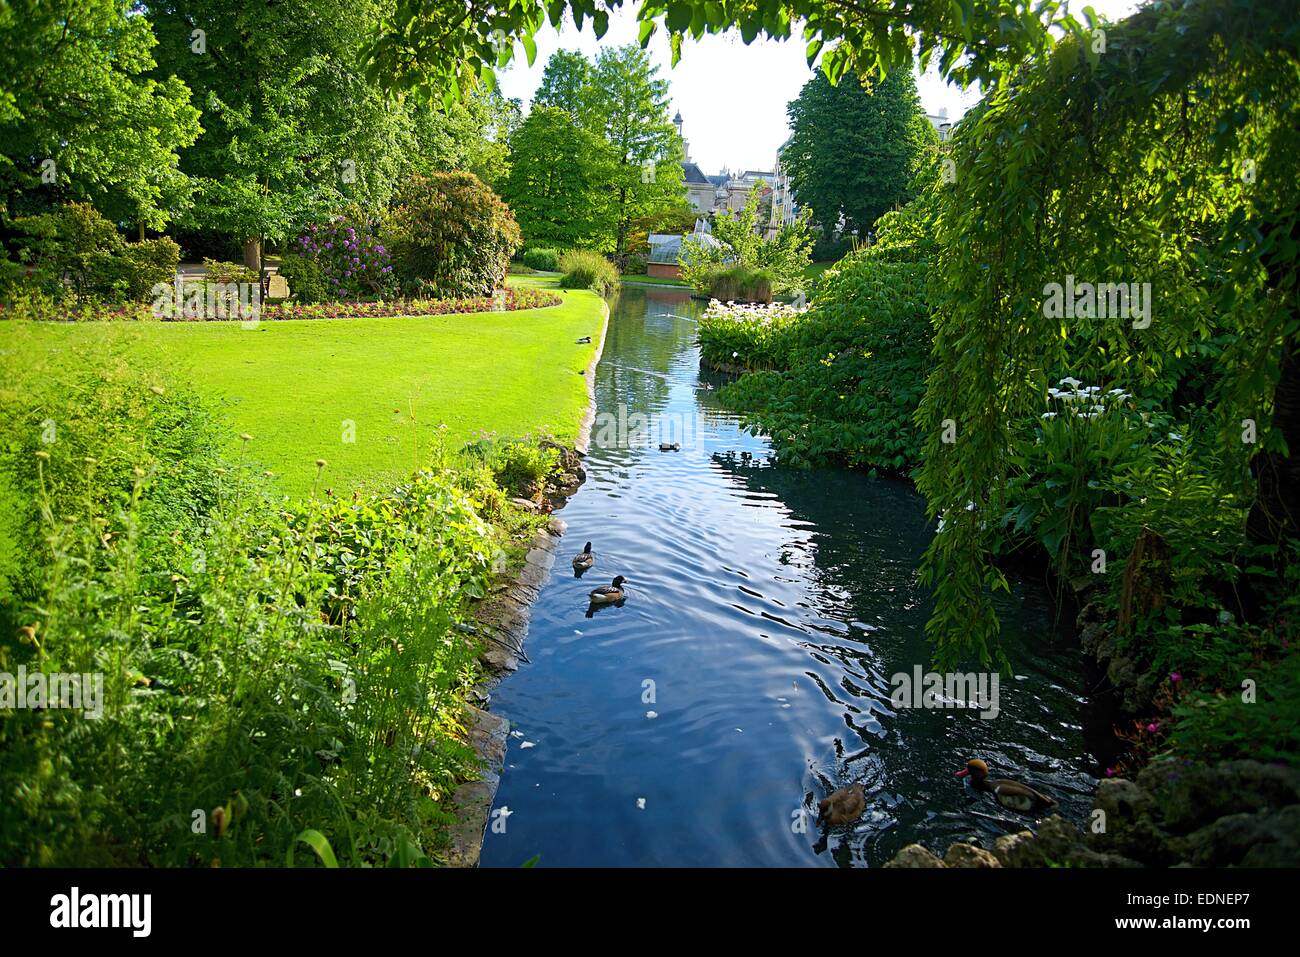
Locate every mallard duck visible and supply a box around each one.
[818,783,866,825]
[659,442,680,452]
[956,759,1056,813]
[572,541,595,571]
[588,575,626,604]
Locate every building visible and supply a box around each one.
[767,137,797,238]
[925,107,954,142]
[647,219,720,279]
[675,112,717,214]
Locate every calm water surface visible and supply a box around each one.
[480,285,1098,867]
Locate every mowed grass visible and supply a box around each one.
[1,277,605,497]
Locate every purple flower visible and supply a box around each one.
[1146,722,1158,734]
[1105,767,1117,777]
[1169,672,1182,684]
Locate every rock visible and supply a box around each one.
[1090,777,1170,865]
[509,497,541,513]
[883,844,945,868]
[944,843,1001,868]
[443,706,510,867]
[479,646,518,672]
[1174,805,1300,867]
[1137,758,1300,834]
[993,830,1046,868]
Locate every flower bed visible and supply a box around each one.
[0,286,562,322]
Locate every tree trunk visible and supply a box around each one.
[243,237,262,272]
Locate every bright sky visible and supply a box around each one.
[497,1,1144,175]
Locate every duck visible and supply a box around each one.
[659,442,680,452]
[572,541,595,571]
[576,335,592,344]
[588,575,626,604]
[818,783,866,825]
[956,759,1056,813]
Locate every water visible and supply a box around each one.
[480,285,1099,867]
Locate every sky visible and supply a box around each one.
[497,1,1143,176]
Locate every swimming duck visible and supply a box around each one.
[572,541,595,571]
[818,783,866,825]
[956,759,1056,813]
[576,336,592,344]
[659,442,680,452]
[588,575,626,604]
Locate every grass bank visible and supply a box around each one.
[0,277,604,497]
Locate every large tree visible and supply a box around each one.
[581,45,684,260]
[0,0,200,232]
[783,69,934,239]
[147,0,415,267]
[533,49,591,117]
[499,106,613,249]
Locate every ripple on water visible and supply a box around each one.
[480,286,1095,868]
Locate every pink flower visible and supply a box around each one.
[1146,722,1158,734]
[1169,672,1182,684]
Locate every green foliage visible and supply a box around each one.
[915,0,1300,667]
[500,107,614,250]
[704,242,931,471]
[385,172,523,298]
[277,252,328,304]
[4,204,178,303]
[464,434,561,497]
[521,247,563,272]
[784,69,936,238]
[700,265,775,304]
[367,1,1087,101]
[0,0,200,230]
[558,249,620,298]
[681,188,812,296]
[0,342,554,865]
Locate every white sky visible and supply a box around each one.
[497,1,1144,175]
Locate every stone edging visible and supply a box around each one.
[443,293,609,867]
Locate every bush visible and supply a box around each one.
[0,337,554,865]
[703,264,775,303]
[557,249,619,298]
[121,238,181,301]
[521,247,562,272]
[464,434,561,497]
[292,213,396,301]
[276,251,329,304]
[3,203,175,303]
[385,172,522,298]
[706,248,931,471]
[621,254,648,275]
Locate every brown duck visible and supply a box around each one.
[818,783,866,825]
[956,759,1055,813]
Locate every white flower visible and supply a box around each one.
[1059,376,1082,389]
[1168,431,1183,441]
[1042,411,1058,419]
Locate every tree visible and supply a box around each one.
[147,0,414,269]
[407,90,521,188]
[0,0,200,232]
[499,107,613,249]
[534,50,591,117]
[783,69,934,239]
[581,45,684,261]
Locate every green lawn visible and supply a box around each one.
[621,273,689,287]
[2,276,605,497]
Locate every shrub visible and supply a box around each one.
[703,264,775,303]
[708,250,931,471]
[385,172,522,298]
[121,238,181,301]
[464,434,560,497]
[521,247,562,272]
[621,254,648,275]
[293,213,396,301]
[557,249,619,298]
[276,251,329,304]
[681,189,812,296]
[201,258,259,285]
[697,301,807,369]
